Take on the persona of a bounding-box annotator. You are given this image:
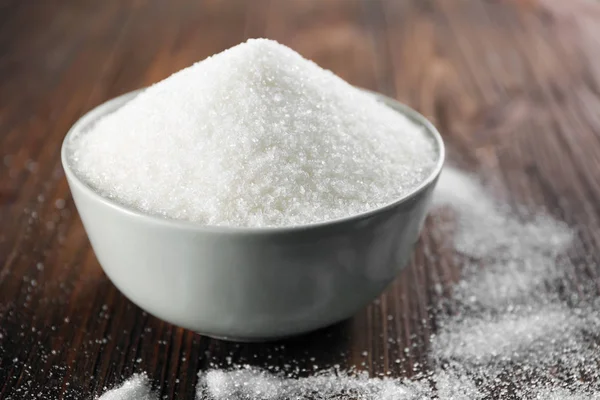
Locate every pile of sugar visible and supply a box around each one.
[94,166,600,399]
[198,368,431,400]
[97,374,156,400]
[69,39,437,228]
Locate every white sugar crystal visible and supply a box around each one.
[431,167,572,259]
[432,307,584,364]
[97,374,156,400]
[197,367,431,400]
[202,368,283,400]
[529,387,600,400]
[428,166,600,396]
[433,370,483,400]
[70,39,437,228]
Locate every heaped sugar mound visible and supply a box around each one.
[70,39,437,227]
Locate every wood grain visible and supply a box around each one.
[1,0,600,398]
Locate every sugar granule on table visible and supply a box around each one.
[69,38,437,228]
[428,167,599,397]
[197,367,432,400]
[431,306,586,364]
[97,373,156,400]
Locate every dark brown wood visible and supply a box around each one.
[1,0,600,398]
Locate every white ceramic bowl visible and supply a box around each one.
[61,89,444,341]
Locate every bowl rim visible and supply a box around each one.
[61,87,445,234]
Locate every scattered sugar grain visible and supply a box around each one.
[70,39,437,228]
[430,167,574,310]
[432,307,584,364]
[428,166,600,394]
[25,160,37,173]
[431,167,572,259]
[528,387,600,400]
[433,370,483,400]
[97,374,156,400]
[197,367,431,400]
[451,256,566,310]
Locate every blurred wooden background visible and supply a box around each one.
[1,0,600,398]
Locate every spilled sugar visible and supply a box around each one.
[97,374,156,400]
[431,306,586,364]
[96,166,600,399]
[69,38,437,228]
[198,368,430,400]
[431,167,573,259]
[429,167,599,397]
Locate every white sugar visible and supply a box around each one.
[432,307,584,364]
[433,370,483,400]
[431,167,572,259]
[69,39,437,228]
[197,367,431,400]
[529,388,600,400]
[97,374,156,400]
[428,167,600,396]
[202,369,283,400]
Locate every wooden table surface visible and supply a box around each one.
[2,0,600,398]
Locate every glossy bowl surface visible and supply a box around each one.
[61,88,444,341]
